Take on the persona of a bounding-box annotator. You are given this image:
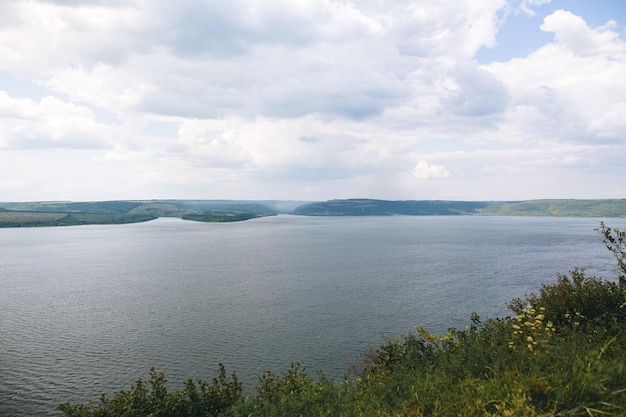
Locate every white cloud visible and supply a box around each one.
[589,102,626,138]
[0,1,624,201]
[541,10,626,58]
[517,0,552,17]
[394,0,505,59]
[413,159,451,179]
[443,62,509,117]
[0,92,113,149]
[0,2,150,76]
[487,9,626,144]
[0,0,507,123]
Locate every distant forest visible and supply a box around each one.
[292,198,626,217]
[0,198,625,227]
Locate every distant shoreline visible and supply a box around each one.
[1,198,625,228]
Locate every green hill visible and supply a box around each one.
[293,199,489,215]
[1,198,625,227]
[0,200,282,227]
[293,198,626,217]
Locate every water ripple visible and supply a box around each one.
[2,216,626,416]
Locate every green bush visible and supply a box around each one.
[508,222,626,334]
[598,221,626,286]
[508,268,624,332]
[57,364,242,417]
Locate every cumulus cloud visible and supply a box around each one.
[0,92,112,149]
[0,2,151,75]
[256,67,407,119]
[443,62,509,117]
[159,0,384,57]
[413,159,451,179]
[487,9,626,144]
[541,10,626,58]
[394,0,504,59]
[0,1,624,201]
[175,118,251,167]
[0,0,505,122]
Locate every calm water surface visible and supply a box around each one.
[1,215,626,416]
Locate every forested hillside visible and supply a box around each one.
[293,198,626,217]
[1,198,625,227]
[0,200,284,227]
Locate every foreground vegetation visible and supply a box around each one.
[57,223,626,416]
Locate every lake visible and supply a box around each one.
[1,215,625,416]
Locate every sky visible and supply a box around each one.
[1,0,625,202]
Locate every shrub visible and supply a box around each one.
[597,221,626,287]
[509,224,626,333]
[508,268,624,333]
[57,364,242,417]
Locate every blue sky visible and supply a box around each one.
[477,0,626,63]
[0,0,625,201]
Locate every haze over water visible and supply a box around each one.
[2,215,626,417]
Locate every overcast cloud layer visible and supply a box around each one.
[1,0,625,201]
